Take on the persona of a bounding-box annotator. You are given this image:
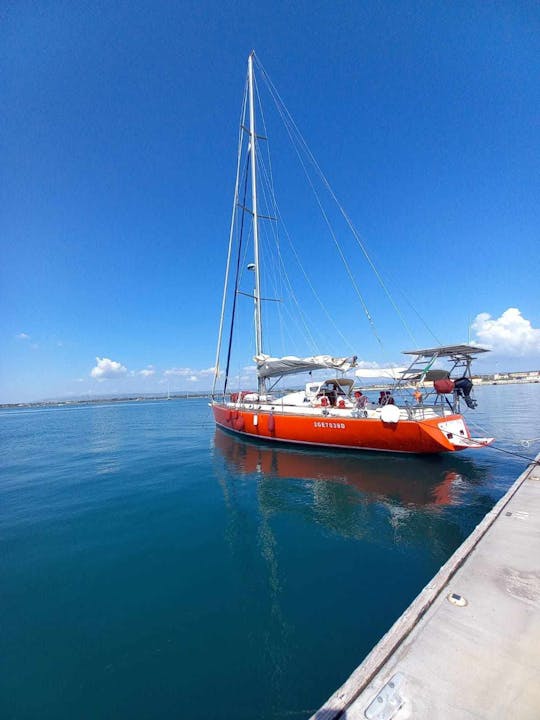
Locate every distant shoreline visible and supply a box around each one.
[0,393,212,410]
[2,377,539,410]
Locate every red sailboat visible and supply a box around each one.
[211,53,493,455]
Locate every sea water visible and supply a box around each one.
[1,383,539,719]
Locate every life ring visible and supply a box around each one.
[320,396,329,407]
[337,398,346,409]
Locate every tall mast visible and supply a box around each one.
[248,51,264,393]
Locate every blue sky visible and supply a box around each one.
[2,1,539,403]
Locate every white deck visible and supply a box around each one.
[223,400,447,422]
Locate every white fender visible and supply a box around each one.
[380,404,400,424]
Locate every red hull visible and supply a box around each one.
[212,403,462,454]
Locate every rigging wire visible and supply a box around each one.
[263,79,384,349]
[254,73,306,357]
[255,78,323,355]
[212,81,249,396]
[394,285,443,346]
[255,55,421,348]
[257,148,357,353]
[256,158,330,354]
[255,74,350,354]
[223,152,251,394]
[248,145,321,353]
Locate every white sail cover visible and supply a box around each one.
[255,354,357,379]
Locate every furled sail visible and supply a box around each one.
[255,354,357,379]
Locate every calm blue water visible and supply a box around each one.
[1,384,539,719]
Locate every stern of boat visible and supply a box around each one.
[427,416,493,451]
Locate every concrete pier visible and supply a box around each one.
[311,452,540,720]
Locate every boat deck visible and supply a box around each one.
[224,400,446,422]
[311,452,540,719]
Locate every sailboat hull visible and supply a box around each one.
[212,403,476,454]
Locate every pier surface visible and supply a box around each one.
[311,453,540,720]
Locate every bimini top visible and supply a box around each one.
[255,354,357,379]
[402,344,490,358]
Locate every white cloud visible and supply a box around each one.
[355,366,406,379]
[188,375,198,382]
[139,367,155,377]
[16,332,30,340]
[90,357,128,380]
[164,367,192,377]
[472,308,540,356]
[164,366,216,378]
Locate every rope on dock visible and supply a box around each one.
[463,417,540,463]
[484,444,540,464]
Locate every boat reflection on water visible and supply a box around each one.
[211,428,493,689]
[213,427,488,509]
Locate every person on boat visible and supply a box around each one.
[323,382,337,406]
[354,390,368,409]
[316,383,336,407]
[454,377,477,409]
[413,389,423,404]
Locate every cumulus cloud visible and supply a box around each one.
[90,357,128,380]
[139,367,155,377]
[164,366,216,378]
[356,360,383,369]
[472,308,540,356]
[164,367,192,377]
[16,332,30,340]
